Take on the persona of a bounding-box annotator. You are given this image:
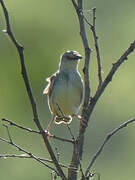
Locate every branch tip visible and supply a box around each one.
[85,118,135,176]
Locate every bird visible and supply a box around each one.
[43,50,83,131]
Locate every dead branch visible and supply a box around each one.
[83,8,102,87]
[70,1,135,180]
[69,1,91,179]
[0,154,73,169]
[87,40,135,119]
[0,0,67,179]
[0,127,57,173]
[2,118,74,144]
[85,117,135,177]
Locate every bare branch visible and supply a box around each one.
[51,135,74,144]
[66,124,76,141]
[2,118,40,134]
[0,154,72,169]
[91,8,102,87]
[83,15,93,28]
[0,153,53,163]
[0,0,42,132]
[71,0,78,9]
[71,4,135,178]
[84,8,102,87]
[0,1,67,179]
[3,124,12,142]
[1,0,135,179]
[88,40,135,117]
[85,118,135,177]
[2,118,74,144]
[79,161,85,179]
[1,125,57,172]
[71,0,91,109]
[68,142,79,180]
[69,0,91,179]
[0,136,57,173]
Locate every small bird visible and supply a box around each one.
[43,50,83,131]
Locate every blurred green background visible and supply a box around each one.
[0,0,135,179]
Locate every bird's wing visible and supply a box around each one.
[43,71,58,96]
[77,78,83,105]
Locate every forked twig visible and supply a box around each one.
[0,1,67,179]
[88,40,135,117]
[85,118,135,176]
[0,126,57,173]
[3,124,12,142]
[2,118,74,143]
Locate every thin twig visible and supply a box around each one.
[79,161,85,179]
[3,124,12,142]
[71,0,78,10]
[52,135,74,144]
[0,153,53,163]
[72,0,91,109]
[83,15,92,28]
[0,154,71,169]
[88,40,135,118]
[2,125,56,171]
[2,118,74,143]
[2,118,40,134]
[71,1,135,180]
[85,118,135,176]
[73,0,91,159]
[0,154,52,162]
[0,136,57,173]
[67,124,75,141]
[91,8,102,87]
[83,8,102,87]
[68,141,79,180]
[0,1,67,179]
[81,172,100,180]
[55,104,76,142]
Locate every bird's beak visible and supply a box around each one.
[73,52,82,60]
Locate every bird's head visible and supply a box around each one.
[62,50,82,60]
[59,50,82,71]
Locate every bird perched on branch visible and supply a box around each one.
[43,50,83,131]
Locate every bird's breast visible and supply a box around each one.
[49,71,83,116]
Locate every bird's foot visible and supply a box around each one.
[55,116,72,124]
